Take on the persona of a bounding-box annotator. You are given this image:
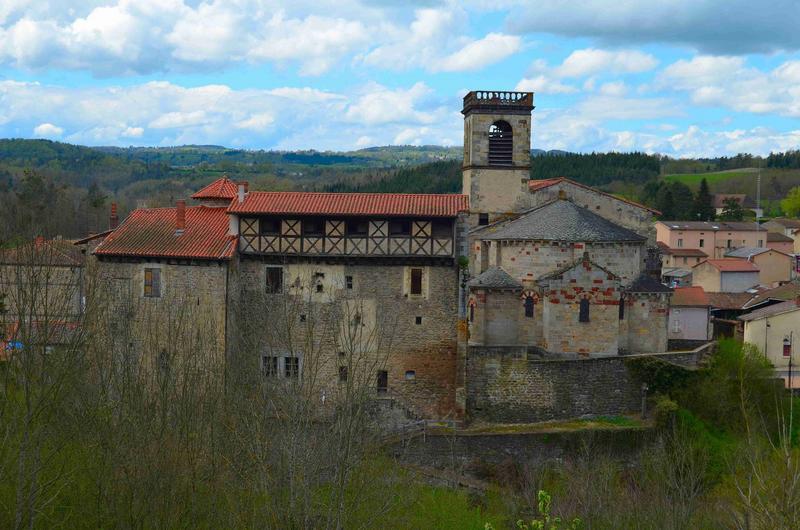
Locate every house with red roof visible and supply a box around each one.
[692,258,760,293]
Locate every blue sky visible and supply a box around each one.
[1,0,799,157]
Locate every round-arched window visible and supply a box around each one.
[488,120,513,166]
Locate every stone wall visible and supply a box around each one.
[465,348,701,423]
[470,239,645,287]
[624,292,670,353]
[236,258,461,419]
[464,112,532,168]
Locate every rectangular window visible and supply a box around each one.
[415,316,422,325]
[377,370,388,394]
[410,268,423,295]
[345,275,353,290]
[478,213,489,226]
[683,257,688,265]
[314,272,324,293]
[389,219,411,236]
[302,218,324,236]
[260,217,281,235]
[431,219,451,238]
[699,239,704,247]
[758,239,763,247]
[677,238,683,247]
[262,356,278,377]
[469,304,474,322]
[143,268,161,297]
[579,298,590,323]
[345,219,368,236]
[284,356,299,378]
[338,366,348,382]
[266,266,283,294]
[727,239,732,248]
[618,296,625,320]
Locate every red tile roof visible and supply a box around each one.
[671,286,710,306]
[227,192,469,217]
[94,206,235,260]
[0,238,84,267]
[706,291,754,310]
[526,177,660,214]
[696,258,759,272]
[191,176,239,200]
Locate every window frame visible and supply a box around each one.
[143,267,161,298]
[410,267,423,296]
[284,356,300,379]
[265,266,284,294]
[524,296,535,318]
[579,298,590,323]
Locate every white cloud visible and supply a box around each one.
[33,122,63,137]
[436,33,521,72]
[344,82,439,125]
[576,96,681,120]
[507,0,800,54]
[598,81,627,97]
[235,113,275,131]
[514,75,577,95]
[552,49,658,78]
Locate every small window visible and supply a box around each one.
[410,268,423,295]
[377,370,388,394]
[284,357,300,378]
[345,275,353,290]
[338,366,348,382]
[699,239,704,248]
[389,219,411,236]
[260,218,281,235]
[314,272,324,293]
[415,316,422,325]
[262,356,278,377]
[432,219,451,238]
[683,257,688,265]
[346,219,368,236]
[316,284,324,293]
[144,268,161,297]
[579,298,590,323]
[478,213,489,226]
[469,304,475,322]
[677,239,683,247]
[405,370,416,381]
[727,239,732,248]
[758,240,763,247]
[266,266,283,293]
[524,296,535,318]
[303,218,324,236]
[300,314,306,322]
[619,296,625,320]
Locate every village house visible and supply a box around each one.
[692,258,760,293]
[656,221,765,259]
[658,241,707,268]
[711,193,761,218]
[762,218,800,253]
[766,231,794,254]
[740,300,800,389]
[724,246,794,286]
[668,286,712,347]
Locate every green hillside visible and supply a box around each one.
[664,168,760,186]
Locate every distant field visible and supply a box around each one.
[663,168,759,186]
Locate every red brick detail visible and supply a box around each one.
[574,243,583,249]
[549,298,560,304]
[593,279,603,284]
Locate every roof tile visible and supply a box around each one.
[671,286,710,306]
[191,176,239,200]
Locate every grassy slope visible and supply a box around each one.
[663,168,800,208]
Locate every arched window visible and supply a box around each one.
[488,120,513,166]
[579,298,590,323]
[524,296,535,318]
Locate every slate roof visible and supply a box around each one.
[696,258,759,272]
[467,267,523,290]
[191,176,239,201]
[474,199,646,242]
[658,221,760,231]
[742,280,800,309]
[767,232,793,243]
[662,267,692,278]
[725,247,771,258]
[94,206,236,260]
[740,299,800,321]
[627,274,672,293]
[228,192,469,217]
[671,286,710,306]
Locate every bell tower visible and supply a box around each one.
[462,90,534,226]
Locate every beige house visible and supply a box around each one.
[741,300,800,389]
[669,286,711,343]
[762,218,800,254]
[724,247,794,286]
[692,258,759,292]
[656,221,765,259]
[766,232,794,254]
[658,242,707,268]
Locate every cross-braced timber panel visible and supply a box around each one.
[303,237,323,253]
[347,238,367,255]
[326,220,344,237]
[412,238,432,255]
[433,238,453,256]
[240,235,257,252]
[241,218,259,236]
[282,219,300,237]
[368,237,388,255]
[326,237,344,254]
[412,220,431,238]
[369,220,388,238]
[281,237,300,253]
[389,238,411,255]
[261,236,279,253]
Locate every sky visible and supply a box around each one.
[1,0,800,157]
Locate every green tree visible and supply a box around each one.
[691,178,715,221]
[719,197,745,221]
[780,186,800,217]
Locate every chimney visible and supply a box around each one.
[110,202,119,230]
[176,200,186,234]
[238,183,247,204]
[34,235,45,248]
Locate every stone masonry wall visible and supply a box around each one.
[624,292,670,353]
[469,239,644,287]
[466,348,700,423]
[237,258,461,419]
